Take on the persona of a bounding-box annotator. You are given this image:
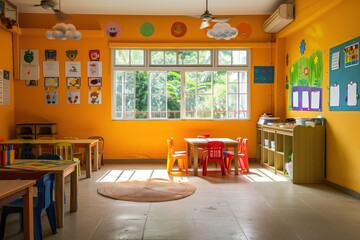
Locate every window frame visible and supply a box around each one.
[112,48,251,121]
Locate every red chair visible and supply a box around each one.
[166,137,188,174]
[224,137,242,173]
[224,138,249,173]
[197,134,210,167]
[202,141,226,176]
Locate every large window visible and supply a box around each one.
[112,49,250,120]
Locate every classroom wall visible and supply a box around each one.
[0,27,15,139]
[14,14,275,160]
[277,0,360,193]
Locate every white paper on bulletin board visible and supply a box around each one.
[330,85,340,107]
[311,91,320,109]
[347,82,357,106]
[293,91,299,108]
[302,91,309,108]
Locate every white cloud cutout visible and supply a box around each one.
[207,23,238,40]
[46,23,82,40]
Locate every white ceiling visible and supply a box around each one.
[8,0,287,16]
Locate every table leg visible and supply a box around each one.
[23,186,34,240]
[234,145,239,175]
[54,173,64,228]
[193,145,198,176]
[70,166,78,212]
[93,142,99,171]
[85,145,92,178]
[186,143,191,168]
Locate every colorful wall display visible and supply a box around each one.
[288,49,323,111]
[254,66,274,83]
[20,49,39,80]
[140,22,155,37]
[329,36,360,111]
[171,22,187,38]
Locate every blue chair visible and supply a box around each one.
[19,143,35,159]
[38,154,63,160]
[38,154,66,203]
[0,172,57,240]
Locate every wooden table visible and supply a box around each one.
[0,138,99,178]
[184,138,239,176]
[0,160,78,228]
[0,180,35,240]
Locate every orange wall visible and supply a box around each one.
[277,0,360,192]
[0,27,15,139]
[14,14,275,160]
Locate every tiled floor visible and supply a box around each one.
[2,162,360,240]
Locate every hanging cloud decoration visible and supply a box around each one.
[46,23,82,40]
[207,23,238,40]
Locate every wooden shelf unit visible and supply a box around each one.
[257,124,325,184]
[16,123,57,139]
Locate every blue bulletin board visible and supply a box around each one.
[329,36,360,111]
[254,66,274,83]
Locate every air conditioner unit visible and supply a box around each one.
[263,4,294,33]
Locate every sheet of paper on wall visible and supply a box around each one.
[347,82,357,106]
[65,61,81,77]
[43,61,59,77]
[302,91,309,108]
[20,65,39,80]
[311,91,320,109]
[293,91,299,107]
[330,85,340,106]
[331,51,340,70]
[87,61,102,77]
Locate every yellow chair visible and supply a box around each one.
[88,136,105,166]
[167,137,188,174]
[54,142,81,176]
[63,137,84,166]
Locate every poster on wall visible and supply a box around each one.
[67,91,80,104]
[65,61,81,77]
[0,69,10,105]
[254,66,274,83]
[43,61,59,77]
[329,36,360,111]
[87,61,102,77]
[20,49,39,80]
[45,91,58,104]
[88,90,101,104]
[288,49,323,111]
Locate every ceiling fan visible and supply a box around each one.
[198,0,231,29]
[34,0,69,20]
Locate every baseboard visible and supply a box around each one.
[325,180,360,199]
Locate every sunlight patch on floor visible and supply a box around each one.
[97,169,188,183]
[243,168,289,183]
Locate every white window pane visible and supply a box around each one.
[218,50,231,65]
[131,50,144,65]
[151,51,164,65]
[115,50,130,65]
[165,51,176,65]
[199,50,211,64]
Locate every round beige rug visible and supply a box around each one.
[97,178,196,202]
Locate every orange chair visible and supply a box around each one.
[167,137,188,174]
[224,138,249,173]
[197,134,210,167]
[202,141,226,176]
[224,137,242,173]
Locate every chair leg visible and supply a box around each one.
[0,209,8,240]
[33,212,42,240]
[46,203,57,234]
[220,159,226,176]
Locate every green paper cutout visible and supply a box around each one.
[140,22,155,37]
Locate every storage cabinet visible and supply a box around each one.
[257,124,325,183]
[16,123,57,139]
